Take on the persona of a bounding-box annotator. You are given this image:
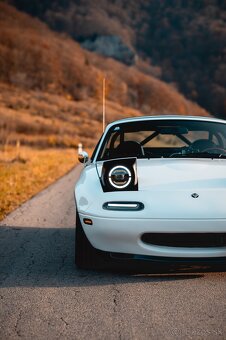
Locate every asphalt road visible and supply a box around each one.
[0,166,226,339]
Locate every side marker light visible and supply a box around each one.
[83,218,93,225]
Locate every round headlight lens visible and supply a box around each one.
[108,166,132,189]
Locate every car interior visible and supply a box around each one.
[97,120,226,160]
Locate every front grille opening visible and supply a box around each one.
[141,233,226,248]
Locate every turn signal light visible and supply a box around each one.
[103,201,144,211]
[83,218,93,225]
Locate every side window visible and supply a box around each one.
[112,134,121,149]
[213,133,226,148]
[212,135,219,145]
[99,132,121,159]
[222,134,226,148]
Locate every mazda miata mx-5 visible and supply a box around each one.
[74,115,226,270]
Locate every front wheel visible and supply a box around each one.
[75,211,107,269]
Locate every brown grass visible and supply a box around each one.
[0,82,143,149]
[0,146,80,220]
[0,2,209,119]
[0,3,210,152]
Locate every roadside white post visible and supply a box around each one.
[78,143,83,154]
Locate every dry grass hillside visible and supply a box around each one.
[8,0,226,118]
[0,3,209,149]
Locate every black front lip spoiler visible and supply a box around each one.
[108,252,226,273]
[110,252,226,263]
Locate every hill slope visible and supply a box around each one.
[0,3,208,149]
[7,0,226,118]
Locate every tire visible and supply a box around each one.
[75,211,107,269]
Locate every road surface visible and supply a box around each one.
[0,166,226,339]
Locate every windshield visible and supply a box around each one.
[97,119,226,160]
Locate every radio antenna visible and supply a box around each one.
[102,77,106,132]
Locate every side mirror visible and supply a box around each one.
[78,151,89,164]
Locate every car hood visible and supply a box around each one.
[133,158,226,219]
[137,158,226,191]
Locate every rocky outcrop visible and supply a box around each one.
[81,35,136,65]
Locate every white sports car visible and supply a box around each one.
[75,115,226,270]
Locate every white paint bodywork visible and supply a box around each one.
[75,116,226,258]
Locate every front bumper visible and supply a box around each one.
[79,213,226,258]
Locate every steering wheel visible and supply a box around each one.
[202,147,226,156]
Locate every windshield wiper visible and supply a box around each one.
[170,152,226,159]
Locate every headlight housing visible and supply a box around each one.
[109,166,131,189]
[101,158,138,192]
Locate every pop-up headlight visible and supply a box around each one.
[100,158,138,192]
